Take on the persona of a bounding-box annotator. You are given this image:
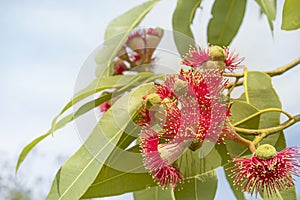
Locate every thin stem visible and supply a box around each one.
[224,57,300,78]
[233,108,293,127]
[225,57,300,88]
[226,77,240,97]
[234,114,300,138]
[224,120,256,153]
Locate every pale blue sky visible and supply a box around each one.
[0,0,299,199]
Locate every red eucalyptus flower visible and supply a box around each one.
[224,47,245,71]
[182,46,244,71]
[138,68,230,189]
[229,144,300,197]
[181,46,210,68]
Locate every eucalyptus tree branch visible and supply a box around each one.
[224,57,300,88]
[233,114,300,141]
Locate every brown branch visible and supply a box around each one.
[224,57,300,88]
[234,114,300,137]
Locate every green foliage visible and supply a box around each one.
[134,186,175,200]
[207,0,246,46]
[281,0,300,30]
[46,84,154,200]
[172,0,202,55]
[238,71,296,199]
[176,144,224,177]
[17,0,300,199]
[16,72,160,173]
[133,171,218,200]
[240,71,283,147]
[255,0,276,31]
[82,145,156,198]
[174,171,218,200]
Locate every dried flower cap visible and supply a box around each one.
[229,145,300,197]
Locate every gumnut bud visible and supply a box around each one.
[209,45,226,61]
[145,93,162,109]
[255,144,277,160]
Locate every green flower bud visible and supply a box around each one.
[209,45,226,61]
[145,93,162,109]
[255,144,277,160]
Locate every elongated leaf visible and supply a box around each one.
[83,145,157,198]
[281,0,300,30]
[134,187,174,200]
[207,0,246,46]
[16,73,161,172]
[51,72,155,136]
[172,0,202,55]
[46,83,154,200]
[255,0,276,31]
[96,0,159,76]
[15,114,73,172]
[174,171,218,200]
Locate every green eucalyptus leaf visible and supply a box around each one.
[239,71,284,147]
[281,0,300,30]
[172,0,202,55]
[260,186,297,200]
[46,83,154,200]
[96,0,159,76]
[82,145,157,198]
[174,171,218,200]
[207,0,246,46]
[176,143,224,178]
[255,0,276,31]
[134,187,174,200]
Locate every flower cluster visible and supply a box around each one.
[137,67,230,189]
[114,27,163,75]
[229,144,300,197]
[97,28,163,113]
[182,45,244,72]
